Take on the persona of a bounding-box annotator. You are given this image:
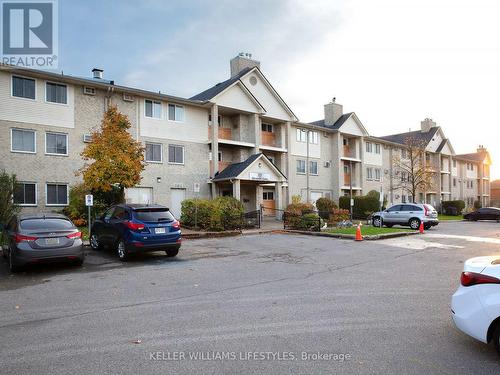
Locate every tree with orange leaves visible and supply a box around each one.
[79,106,145,202]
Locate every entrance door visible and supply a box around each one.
[170,188,186,219]
[125,187,153,204]
[262,190,275,216]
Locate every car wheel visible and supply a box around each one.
[409,218,420,230]
[372,216,383,227]
[90,233,101,251]
[493,324,500,356]
[9,250,20,273]
[165,249,179,258]
[116,239,128,261]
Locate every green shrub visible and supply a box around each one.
[285,202,314,216]
[0,170,19,226]
[298,213,322,231]
[339,195,380,219]
[316,197,337,219]
[442,200,465,215]
[63,183,91,224]
[180,197,244,231]
[474,200,482,210]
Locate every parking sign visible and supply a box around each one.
[85,194,93,207]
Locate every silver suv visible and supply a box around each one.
[372,203,439,230]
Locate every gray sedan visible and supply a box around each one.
[1,213,84,272]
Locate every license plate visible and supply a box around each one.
[155,228,166,234]
[45,238,60,245]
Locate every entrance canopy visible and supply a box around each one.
[212,153,286,183]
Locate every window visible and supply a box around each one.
[168,145,184,164]
[402,195,407,203]
[261,123,273,132]
[344,165,349,174]
[401,172,407,182]
[263,192,274,200]
[208,114,222,126]
[112,207,130,220]
[12,76,35,99]
[375,168,381,181]
[145,143,162,162]
[401,149,407,159]
[134,208,174,222]
[13,183,36,205]
[296,128,307,142]
[83,86,96,95]
[375,144,381,154]
[366,142,373,153]
[343,138,349,146]
[453,159,457,168]
[46,82,67,104]
[11,129,36,153]
[46,184,68,205]
[387,205,402,212]
[145,100,162,118]
[218,151,223,162]
[45,133,68,155]
[366,167,373,180]
[308,131,318,144]
[453,178,457,187]
[297,159,306,174]
[168,104,184,121]
[310,161,318,175]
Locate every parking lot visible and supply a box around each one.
[0,221,499,374]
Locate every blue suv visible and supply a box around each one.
[90,204,181,261]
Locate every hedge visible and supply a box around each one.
[316,197,337,219]
[442,200,465,215]
[181,196,244,231]
[339,195,380,219]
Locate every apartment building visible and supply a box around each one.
[0,54,491,218]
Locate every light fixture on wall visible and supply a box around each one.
[157,177,162,183]
[258,162,262,168]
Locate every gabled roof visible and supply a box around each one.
[436,139,448,153]
[212,153,286,182]
[308,113,353,130]
[190,67,253,101]
[455,152,487,162]
[378,127,439,146]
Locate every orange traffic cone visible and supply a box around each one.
[419,221,424,234]
[355,223,363,241]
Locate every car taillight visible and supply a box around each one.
[460,271,500,287]
[14,234,38,243]
[125,221,145,232]
[424,206,429,216]
[172,220,181,230]
[67,232,82,239]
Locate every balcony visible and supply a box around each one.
[208,126,232,140]
[261,131,276,147]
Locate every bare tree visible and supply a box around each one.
[391,136,436,202]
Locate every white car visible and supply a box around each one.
[452,256,500,354]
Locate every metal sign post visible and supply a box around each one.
[85,194,93,239]
[193,183,200,230]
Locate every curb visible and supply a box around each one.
[182,230,242,239]
[282,229,419,240]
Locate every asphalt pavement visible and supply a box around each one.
[0,221,499,374]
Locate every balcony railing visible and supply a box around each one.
[261,131,276,147]
[208,126,232,140]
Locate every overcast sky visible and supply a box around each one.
[61,0,499,178]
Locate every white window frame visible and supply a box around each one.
[401,149,407,159]
[11,75,37,101]
[45,183,69,206]
[262,123,273,133]
[168,104,185,122]
[168,144,185,165]
[375,144,381,154]
[13,182,37,206]
[11,128,36,154]
[296,128,307,142]
[45,132,69,156]
[145,142,163,163]
[366,167,373,180]
[296,159,306,174]
[375,168,381,181]
[145,99,162,119]
[365,142,373,153]
[309,160,318,175]
[45,81,68,105]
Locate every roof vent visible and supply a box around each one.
[92,68,103,79]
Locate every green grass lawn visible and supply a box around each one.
[325,225,413,236]
[438,214,463,221]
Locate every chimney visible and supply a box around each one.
[92,68,103,79]
[230,53,260,77]
[421,118,436,133]
[477,145,487,153]
[324,98,343,126]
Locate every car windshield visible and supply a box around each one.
[20,218,74,230]
[133,208,175,222]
